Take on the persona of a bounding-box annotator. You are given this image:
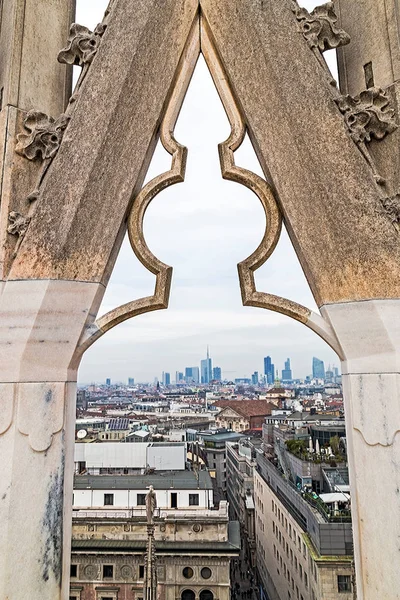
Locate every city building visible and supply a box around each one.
[197,429,246,500]
[71,472,240,600]
[255,453,353,600]
[185,367,200,385]
[312,357,326,380]
[214,400,276,433]
[255,413,353,600]
[264,356,275,385]
[226,441,257,567]
[106,378,111,386]
[213,366,222,381]
[162,372,171,385]
[201,348,213,384]
[176,371,184,383]
[282,358,292,382]
[251,371,259,385]
[128,377,135,386]
[76,389,88,411]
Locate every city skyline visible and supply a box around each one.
[80,349,340,385]
[76,0,340,385]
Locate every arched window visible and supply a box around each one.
[200,591,214,600]
[181,590,195,600]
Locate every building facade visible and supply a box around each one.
[70,501,239,600]
[254,454,354,600]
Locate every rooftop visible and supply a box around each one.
[74,470,212,491]
[214,399,277,417]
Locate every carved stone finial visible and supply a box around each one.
[381,194,400,231]
[7,211,31,238]
[336,87,398,144]
[292,1,350,52]
[15,111,70,161]
[58,23,106,66]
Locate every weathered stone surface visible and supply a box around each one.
[0,382,77,600]
[336,0,400,96]
[9,0,199,285]
[0,279,104,382]
[0,107,43,279]
[0,0,75,280]
[200,0,400,307]
[322,298,400,599]
[0,0,75,115]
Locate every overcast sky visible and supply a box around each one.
[77,0,340,384]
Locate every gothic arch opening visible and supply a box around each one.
[181,590,196,600]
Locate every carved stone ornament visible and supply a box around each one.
[292,1,350,51]
[58,23,106,66]
[336,87,398,144]
[381,194,400,231]
[15,111,70,161]
[7,211,31,238]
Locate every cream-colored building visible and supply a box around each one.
[254,454,354,600]
[70,471,239,600]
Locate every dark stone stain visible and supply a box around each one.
[41,448,65,585]
[45,389,53,404]
[1,493,6,500]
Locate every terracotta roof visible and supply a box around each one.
[266,387,287,394]
[214,399,276,418]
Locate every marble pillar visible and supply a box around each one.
[323,300,400,599]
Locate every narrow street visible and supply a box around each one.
[230,539,259,600]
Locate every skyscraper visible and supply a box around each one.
[213,367,222,381]
[251,371,259,385]
[128,377,135,386]
[185,367,200,384]
[264,356,275,384]
[176,371,184,384]
[201,347,213,384]
[282,358,292,381]
[106,378,111,386]
[312,357,325,380]
[163,372,170,385]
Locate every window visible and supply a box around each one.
[201,567,212,579]
[102,565,113,578]
[101,598,113,600]
[189,494,199,506]
[104,494,114,506]
[171,492,178,508]
[137,493,146,505]
[338,575,352,593]
[139,565,145,579]
[183,567,194,579]
[70,564,78,577]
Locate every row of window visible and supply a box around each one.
[71,564,144,580]
[71,564,213,582]
[183,567,212,580]
[99,493,199,507]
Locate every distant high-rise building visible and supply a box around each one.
[201,347,213,384]
[106,378,111,386]
[282,358,292,381]
[264,356,275,384]
[312,357,325,380]
[251,371,259,385]
[176,371,184,383]
[213,367,222,381]
[164,372,170,385]
[185,367,200,384]
[128,377,135,386]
